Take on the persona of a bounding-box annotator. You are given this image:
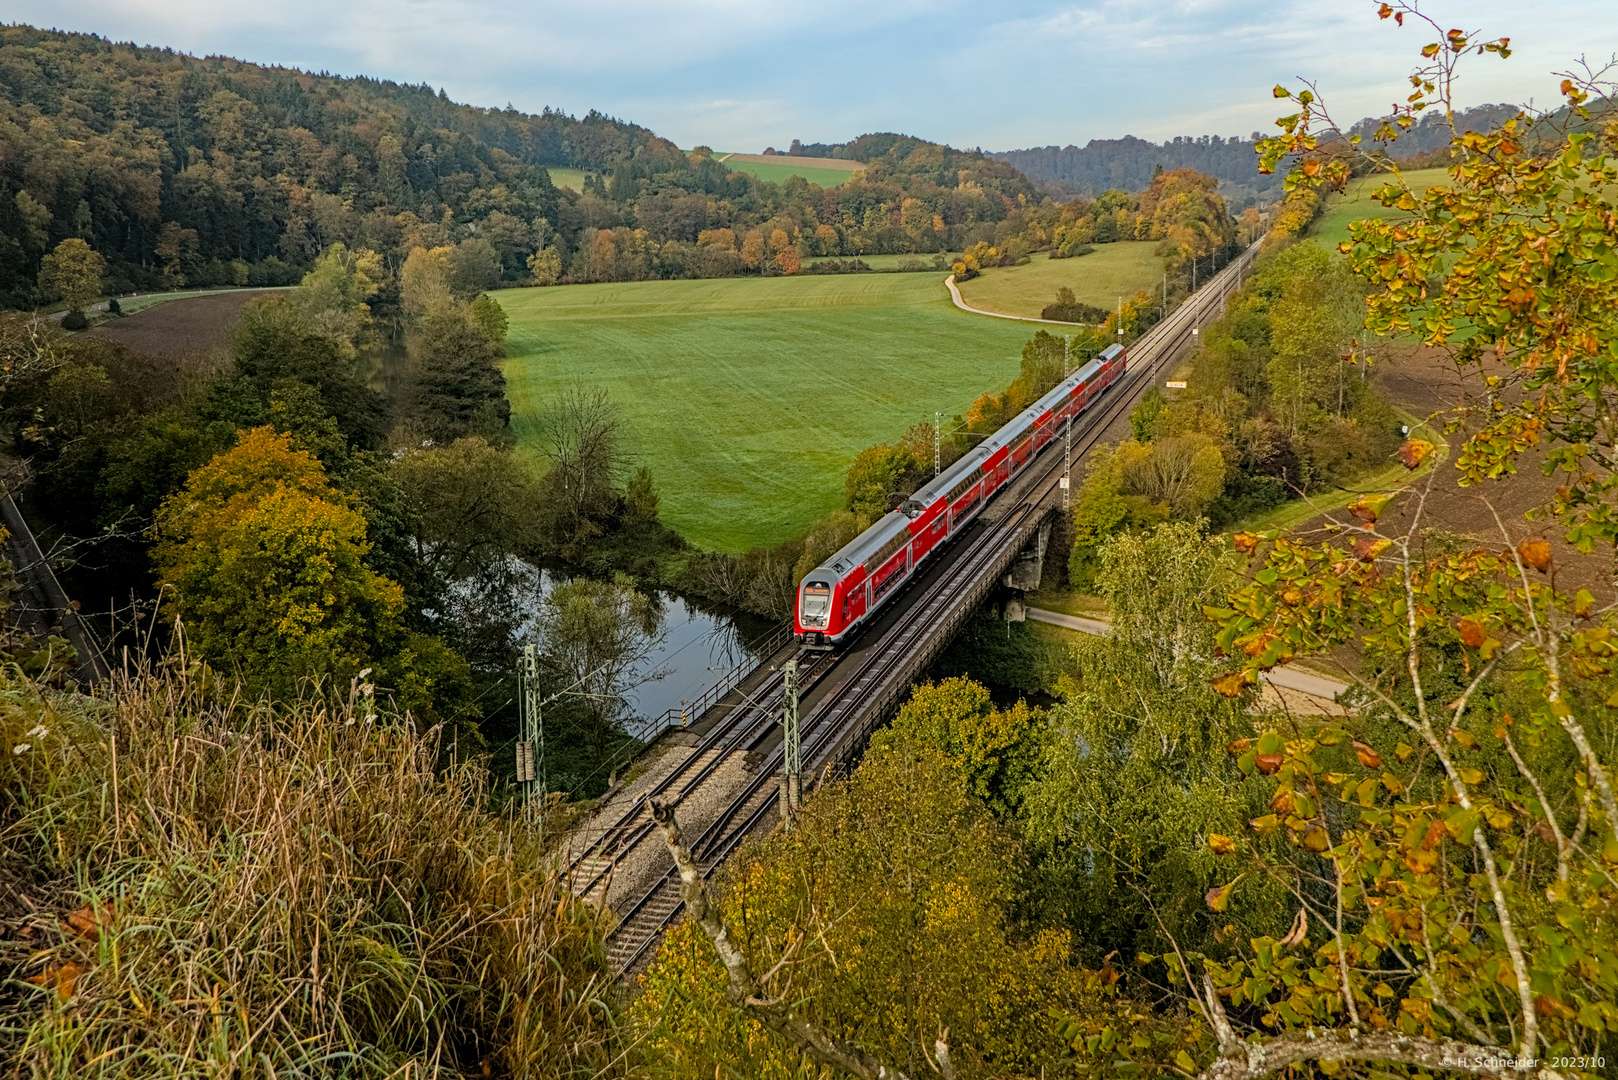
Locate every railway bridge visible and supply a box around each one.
[565,246,1260,976]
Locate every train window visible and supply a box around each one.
[865,531,909,575]
[946,472,979,504]
[801,582,830,616]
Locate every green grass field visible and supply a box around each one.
[723,161,861,188]
[955,243,1165,320]
[499,274,1040,551]
[544,166,590,192]
[717,153,864,189]
[1310,167,1449,250]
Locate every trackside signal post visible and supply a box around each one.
[1062,414,1073,511]
[933,412,941,479]
[781,659,801,826]
[517,643,545,801]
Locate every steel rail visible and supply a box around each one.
[604,246,1258,974]
[565,648,839,899]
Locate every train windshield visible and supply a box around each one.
[801,582,831,616]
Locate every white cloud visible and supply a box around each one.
[6,0,1615,151]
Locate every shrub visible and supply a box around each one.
[1041,285,1108,324]
[59,310,89,331]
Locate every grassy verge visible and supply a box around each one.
[717,153,863,189]
[1224,408,1450,535]
[115,287,284,316]
[1020,589,1109,619]
[808,253,957,270]
[0,664,615,1076]
[955,243,1165,319]
[544,166,589,192]
[1309,166,1449,251]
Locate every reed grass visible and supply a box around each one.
[0,665,618,1078]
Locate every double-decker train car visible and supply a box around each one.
[795,343,1127,647]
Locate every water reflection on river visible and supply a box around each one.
[621,593,781,737]
[522,566,783,739]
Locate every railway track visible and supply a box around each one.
[591,247,1259,977]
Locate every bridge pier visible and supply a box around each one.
[1001,516,1052,621]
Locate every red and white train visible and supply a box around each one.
[795,342,1128,647]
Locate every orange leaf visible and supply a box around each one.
[1455,617,1487,648]
[1278,908,1308,948]
[1254,753,1286,775]
[65,903,114,943]
[1211,671,1251,698]
[1354,537,1389,562]
[1348,493,1393,524]
[1225,738,1253,755]
[1517,538,1551,573]
[1232,531,1260,555]
[1402,848,1437,874]
[1535,995,1576,1020]
[1353,741,1383,769]
[26,961,81,1000]
[1205,880,1238,912]
[1397,439,1434,469]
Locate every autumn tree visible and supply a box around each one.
[526,245,563,286]
[639,742,1102,1080]
[873,676,1047,818]
[401,245,456,315]
[152,427,405,691]
[843,441,927,524]
[38,238,104,312]
[224,298,388,449]
[293,242,385,357]
[401,302,511,444]
[533,577,662,761]
[390,435,544,589]
[1035,521,1268,962]
[469,293,508,346]
[153,221,199,286]
[740,229,765,271]
[532,384,623,555]
[1100,8,1618,1078]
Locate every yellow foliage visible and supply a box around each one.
[152,427,405,689]
[635,743,1101,1078]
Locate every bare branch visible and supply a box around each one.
[1195,1027,1563,1080]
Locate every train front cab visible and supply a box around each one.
[796,578,833,648]
[795,565,867,649]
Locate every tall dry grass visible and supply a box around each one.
[0,663,619,1078]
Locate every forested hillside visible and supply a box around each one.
[995,102,1521,204]
[0,25,1047,305]
[992,135,1279,204]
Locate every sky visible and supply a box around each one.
[6,0,1616,152]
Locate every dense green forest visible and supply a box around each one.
[991,103,1522,205]
[992,134,1282,204]
[0,24,1055,306]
